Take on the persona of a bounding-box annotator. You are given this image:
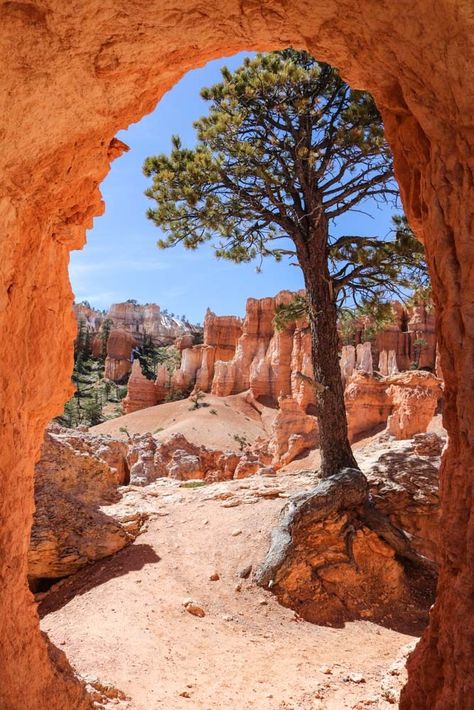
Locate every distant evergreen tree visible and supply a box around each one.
[100,318,113,361]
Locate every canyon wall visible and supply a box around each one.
[151,291,437,413]
[74,300,198,346]
[0,2,472,709]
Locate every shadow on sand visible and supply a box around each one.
[38,543,160,618]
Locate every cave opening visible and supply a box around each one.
[0,4,471,710]
[35,48,441,710]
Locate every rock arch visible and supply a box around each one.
[0,2,472,708]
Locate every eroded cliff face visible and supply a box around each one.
[160,292,437,412]
[75,301,195,346]
[0,2,472,708]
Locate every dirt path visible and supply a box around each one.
[40,472,417,709]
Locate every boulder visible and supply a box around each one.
[364,434,442,563]
[30,428,136,582]
[29,484,132,580]
[256,469,435,627]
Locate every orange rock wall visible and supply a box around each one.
[0,2,472,708]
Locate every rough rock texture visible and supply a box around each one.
[127,432,241,484]
[36,427,129,499]
[30,429,136,581]
[0,3,472,708]
[29,485,133,580]
[268,397,318,467]
[345,373,394,441]
[363,435,442,563]
[356,341,374,375]
[122,359,158,414]
[105,302,192,345]
[386,371,443,439]
[255,469,435,627]
[104,328,136,382]
[165,292,436,412]
[340,345,356,385]
[345,371,443,442]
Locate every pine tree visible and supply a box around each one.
[144,51,426,477]
[100,317,113,361]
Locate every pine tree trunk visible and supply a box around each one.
[297,222,358,478]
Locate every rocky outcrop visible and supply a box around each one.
[345,371,443,442]
[203,309,243,360]
[29,485,133,580]
[35,426,129,500]
[73,303,103,332]
[160,293,437,413]
[256,468,436,627]
[127,432,242,484]
[122,359,157,414]
[386,371,443,439]
[104,328,136,382]
[30,428,138,583]
[0,3,471,708]
[345,373,393,441]
[268,397,318,467]
[105,302,193,346]
[363,434,443,563]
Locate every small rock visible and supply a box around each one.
[231,529,242,536]
[259,466,277,477]
[209,572,220,581]
[239,564,252,579]
[222,614,233,622]
[258,598,268,606]
[179,691,191,698]
[319,665,332,675]
[222,499,241,508]
[382,686,398,704]
[257,488,281,498]
[343,672,365,684]
[183,600,206,618]
[234,584,242,592]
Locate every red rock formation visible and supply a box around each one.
[269,397,318,466]
[364,434,443,563]
[73,303,103,332]
[122,359,158,414]
[386,372,443,440]
[36,427,129,498]
[127,432,241,483]
[165,292,436,415]
[30,429,136,582]
[0,3,471,708]
[290,327,314,412]
[345,373,393,441]
[106,302,192,345]
[204,309,242,361]
[104,328,136,382]
[345,371,443,442]
[256,469,435,628]
[175,333,194,351]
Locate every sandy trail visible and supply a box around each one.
[40,469,416,710]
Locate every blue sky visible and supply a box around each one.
[70,52,397,323]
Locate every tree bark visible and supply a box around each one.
[296,221,358,477]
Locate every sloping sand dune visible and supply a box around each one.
[92,392,275,451]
